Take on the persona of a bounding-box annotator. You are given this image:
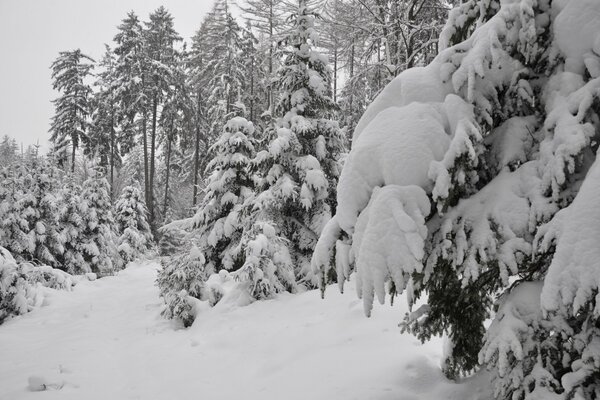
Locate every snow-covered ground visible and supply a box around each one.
[0,261,489,400]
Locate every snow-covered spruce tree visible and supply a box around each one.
[255,0,347,286]
[56,179,89,274]
[158,221,189,257]
[80,172,120,275]
[157,245,208,327]
[190,116,256,272]
[235,220,296,300]
[313,0,600,394]
[157,117,255,323]
[115,184,153,264]
[0,161,65,268]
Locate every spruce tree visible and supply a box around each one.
[80,172,119,275]
[49,49,94,172]
[255,0,347,285]
[56,179,88,274]
[115,184,153,264]
[313,0,600,397]
[191,116,256,272]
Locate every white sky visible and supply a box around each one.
[0,0,214,152]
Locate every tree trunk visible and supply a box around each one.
[110,109,115,200]
[149,92,158,225]
[71,139,76,173]
[162,121,173,220]
[192,89,202,207]
[333,42,338,103]
[142,110,149,209]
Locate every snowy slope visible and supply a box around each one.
[0,262,489,400]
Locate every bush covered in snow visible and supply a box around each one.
[157,246,209,327]
[313,0,600,395]
[0,246,74,324]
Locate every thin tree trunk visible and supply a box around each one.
[162,121,173,219]
[110,109,115,199]
[71,140,76,173]
[192,89,202,207]
[142,110,149,207]
[333,43,338,103]
[149,92,158,225]
[268,0,274,112]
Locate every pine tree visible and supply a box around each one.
[115,184,153,264]
[49,49,94,172]
[255,0,347,285]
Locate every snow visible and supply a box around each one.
[352,62,451,142]
[538,154,600,317]
[0,261,488,400]
[336,102,450,234]
[553,0,600,76]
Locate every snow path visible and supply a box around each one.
[0,261,488,400]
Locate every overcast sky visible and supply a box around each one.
[0,0,215,152]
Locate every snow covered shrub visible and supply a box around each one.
[0,246,33,323]
[234,221,296,300]
[157,246,210,327]
[313,0,600,392]
[115,184,153,264]
[253,0,347,286]
[0,246,74,324]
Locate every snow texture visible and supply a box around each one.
[0,261,490,400]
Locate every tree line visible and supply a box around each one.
[47,0,449,231]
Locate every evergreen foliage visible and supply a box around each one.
[80,172,120,275]
[255,0,347,285]
[49,49,94,172]
[115,184,153,264]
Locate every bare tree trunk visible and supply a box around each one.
[142,110,149,208]
[110,109,115,199]
[71,140,76,173]
[162,121,173,219]
[149,93,158,225]
[192,89,202,207]
[333,42,338,103]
